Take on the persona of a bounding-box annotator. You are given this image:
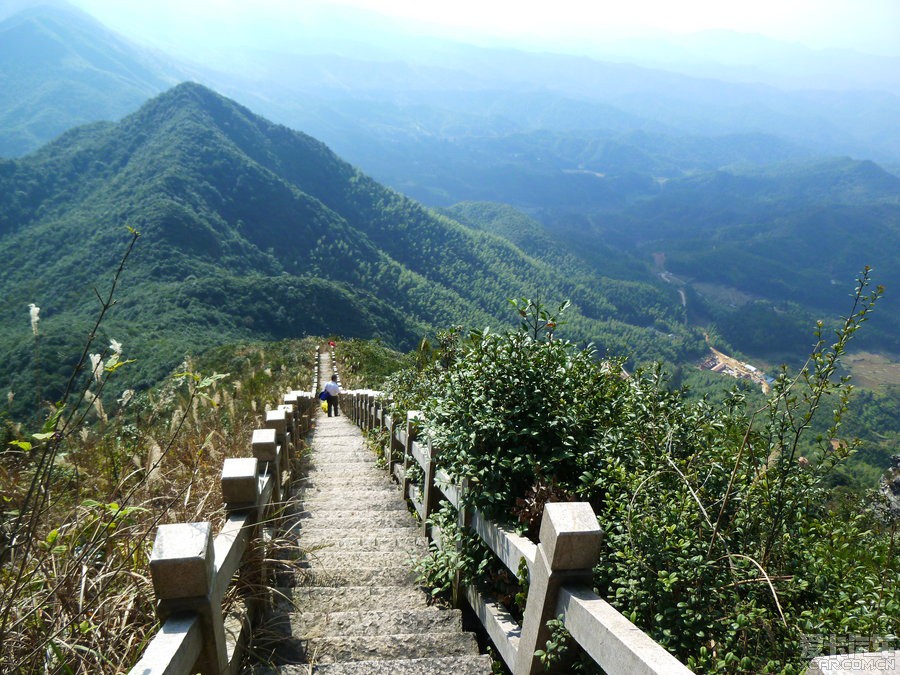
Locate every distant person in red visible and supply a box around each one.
[324,374,341,417]
[329,340,335,348]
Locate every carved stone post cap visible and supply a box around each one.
[539,502,603,571]
[265,409,287,434]
[282,392,299,405]
[252,428,277,461]
[150,522,214,600]
[221,457,259,508]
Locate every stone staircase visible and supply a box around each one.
[251,358,492,674]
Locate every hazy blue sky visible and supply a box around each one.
[69,0,900,57]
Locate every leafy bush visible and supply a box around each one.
[389,277,899,673]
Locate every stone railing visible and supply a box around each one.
[128,381,319,675]
[342,389,693,675]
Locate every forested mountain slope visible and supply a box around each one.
[540,157,900,356]
[0,4,175,157]
[0,83,699,418]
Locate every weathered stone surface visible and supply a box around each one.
[540,501,603,570]
[294,608,461,638]
[297,488,400,503]
[296,567,418,587]
[298,551,421,571]
[252,428,278,462]
[301,632,479,663]
[247,388,488,674]
[297,472,395,486]
[298,531,425,550]
[293,586,428,613]
[290,512,417,528]
[221,457,259,508]
[253,655,494,674]
[297,495,410,510]
[149,521,213,600]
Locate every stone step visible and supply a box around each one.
[292,484,402,502]
[295,607,461,639]
[302,453,379,461]
[290,512,417,528]
[307,438,365,449]
[302,464,381,474]
[298,496,410,511]
[299,532,425,550]
[309,426,358,435]
[300,470,387,482]
[299,479,389,491]
[297,567,418,588]
[297,527,421,543]
[307,656,494,675]
[295,486,400,500]
[293,586,429,613]
[296,490,401,504]
[296,473,394,487]
[300,632,480,664]
[298,472,392,482]
[300,550,421,570]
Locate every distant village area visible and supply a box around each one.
[699,346,773,394]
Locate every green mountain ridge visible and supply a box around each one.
[0,82,698,417]
[0,3,175,157]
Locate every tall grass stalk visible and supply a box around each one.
[0,229,318,672]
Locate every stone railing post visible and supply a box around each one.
[297,392,313,434]
[222,457,267,616]
[421,438,441,537]
[314,356,320,396]
[279,404,298,455]
[282,392,297,434]
[452,477,472,609]
[221,457,259,512]
[149,522,226,675]
[266,408,291,464]
[388,413,403,470]
[252,428,280,506]
[514,502,603,675]
[374,397,383,432]
[402,411,421,500]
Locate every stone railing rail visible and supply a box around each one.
[342,389,693,675]
[127,356,320,675]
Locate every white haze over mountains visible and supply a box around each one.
[3,0,896,95]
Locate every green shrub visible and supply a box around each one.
[390,277,899,672]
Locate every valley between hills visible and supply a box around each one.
[0,4,897,488]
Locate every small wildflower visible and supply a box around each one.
[6,391,13,404]
[90,353,103,383]
[28,303,40,336]
[118,389,135,406]
[109,339,122,355]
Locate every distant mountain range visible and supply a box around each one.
[0,3,178,156]
[0,83,700,416]
[0,4,897,414]
[3,3,900,172]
